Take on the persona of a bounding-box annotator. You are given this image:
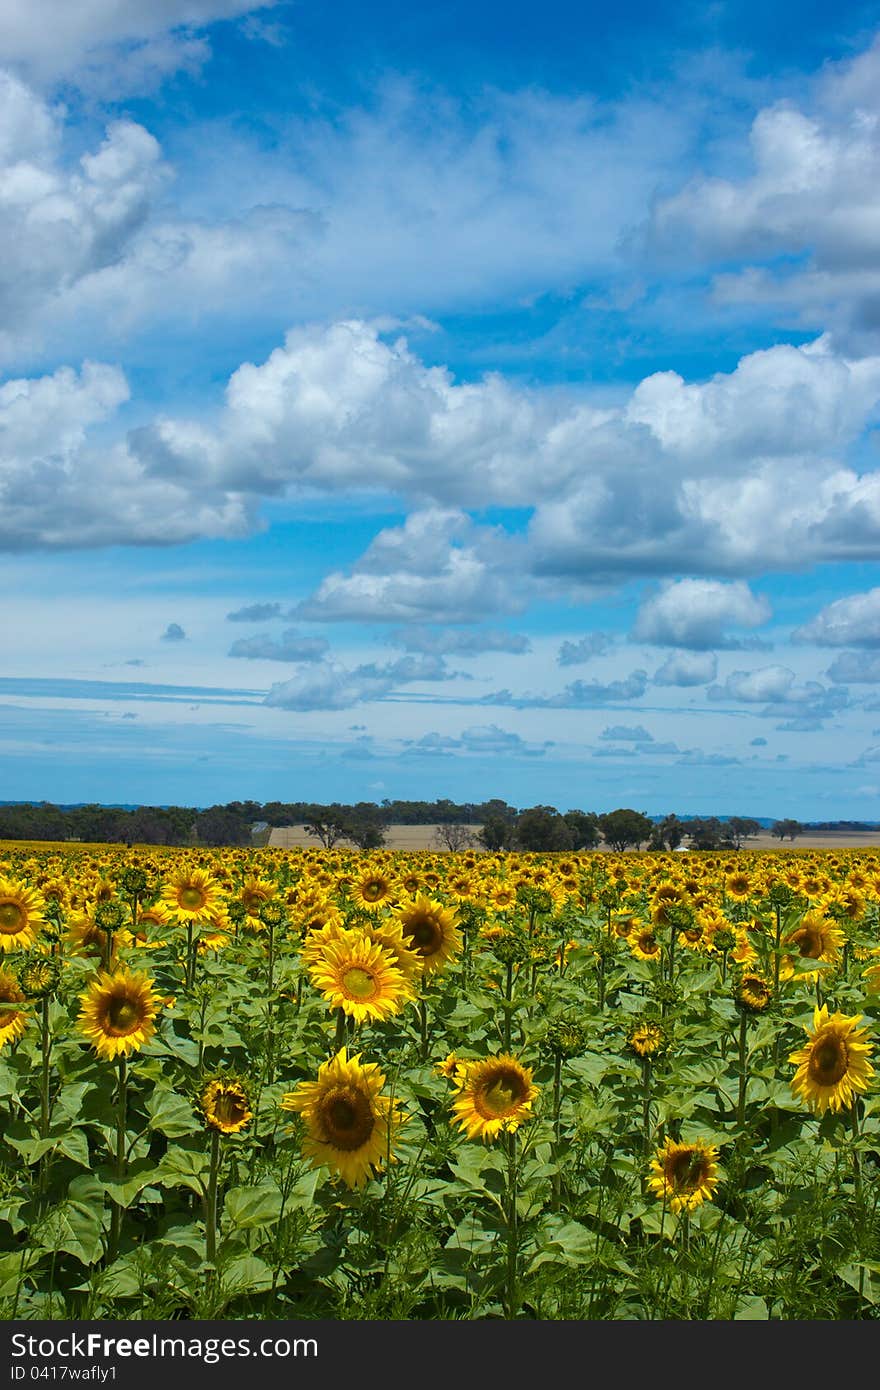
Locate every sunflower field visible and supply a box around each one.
[2,841,880,1321]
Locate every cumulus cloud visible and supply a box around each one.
[557,633,613,666]
[401,725,549,757]
[291,509,522,623]
[263,652,455,711]
[0,1,281,87]
[675,749,741,766]
[228,629,330,662]
[226,602,283,622]
[633,579,771,649]
[708,666,849,724]
[794,588,880,647]
[653,650,718,686]
[161,623,186,641]
[826,651,880,683]
[646,38,880,349]
[485,670,648,708]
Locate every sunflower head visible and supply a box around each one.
[0,878,45,952]
[395,895,462,974]
[627,1019,668,1059]
[789,1004,875,1114]
[647,1137,721,1213]
[17,955,61,1000]
[734,970,772,1014]
[281,1048,405,1189]
[78,967,162,1061]
[451,1053,539,1142]
[201,1076,253,1135]
[308,932,413,1024]
[0,968,28,1048]
[544,1015,588,1059]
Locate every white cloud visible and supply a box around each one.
[599,724,654,742]
[0,1,280,86]
[650,37,880,349]
[557,633,613,666]
[794,588,880,647]
[827,651,880,683]
[263,653,456,711]
[633,578,770,648]
[228,629,330,662]
[653,650,718,686]
[291,509,523,623]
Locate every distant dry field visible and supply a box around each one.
[268,823,880,851]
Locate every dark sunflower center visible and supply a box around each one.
[808,1034,849,1086]
[106,997,142,1033]
[669,1150,707,1189]
[213,1091,248,1125]
[179,887,205,910]
[793,929,823,960]
[319,1086,375,1150]
[362,881,384,902]
[475,1068,528,1119]
[0,902,24,932]
[405,916,441,953]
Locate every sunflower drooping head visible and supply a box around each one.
[281,1048,405,1189]
[201,1076,253,1135]
[647,1137,721,1214]
[78,966,163,1061]
[789,1004,875,1115]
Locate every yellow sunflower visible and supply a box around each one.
[780,911,845,985]
[628,1021,666,1058]
[308,933,413,1023]
[351,869,398,911]
[0,878,45,952]
[201,1078,253,1135]
[395,894,462,974]
[451,1054,539,1142]
[630,927,662,962]
[160,867,224,923]
[0,969,28,1048]
[789,1004,875,1114]
[281,1048,404,1189]
[78,967,163,1060]
[360,920,425,983]
[734,971,772,1013]
[647,1138,720,1213]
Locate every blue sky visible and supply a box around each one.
[4,0,880,818]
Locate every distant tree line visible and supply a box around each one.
[0,799,815,851]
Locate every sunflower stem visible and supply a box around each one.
[503,961,514,1050]
[552,1052,563,1207]
[641,1055,653,1156]
[851,1100,862,1204]
[503,1129,520,1318]
[736,1010,749,1131]
[419,996,429,1062]
[205,1128,221,1266]
[334,1007,347,1055]
[108,1056,128,1264]
[38,995,52,1201]
[266,919,276,1084]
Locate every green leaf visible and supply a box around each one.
[0,1248,43,1297]
[157,1146,210,1194]
[147,1086,202,1137]
[223,1184,283,1230]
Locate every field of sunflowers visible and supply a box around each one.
[2,840,880,1321]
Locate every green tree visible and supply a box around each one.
[515,805,574,852]
[771,818,804,842]
[562,809,601,849]
[597,808,653,851]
